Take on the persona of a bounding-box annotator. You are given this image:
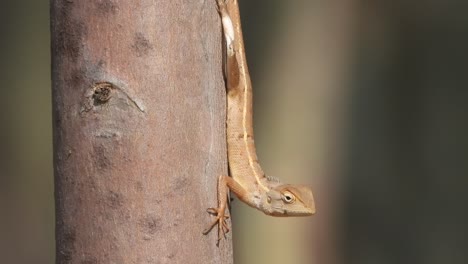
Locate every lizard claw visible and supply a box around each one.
[203,207,230,242]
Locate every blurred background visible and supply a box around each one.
[1,0,467,263]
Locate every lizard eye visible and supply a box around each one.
[282,191,295,204]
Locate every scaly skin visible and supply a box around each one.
[204,0,316,242]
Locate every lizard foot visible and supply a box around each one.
[203,207,230,242]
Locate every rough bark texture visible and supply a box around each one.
[51,0,232,263]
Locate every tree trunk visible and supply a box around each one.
[51,1,232,263]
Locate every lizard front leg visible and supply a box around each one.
[203,175,247,242]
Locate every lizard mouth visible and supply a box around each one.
[269,207,315,217]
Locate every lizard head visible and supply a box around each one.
[262,184,316,217]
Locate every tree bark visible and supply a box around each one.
[51,1,232,263]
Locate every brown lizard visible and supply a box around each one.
[204,0,316,241]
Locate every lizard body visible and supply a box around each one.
[204,0,316,241]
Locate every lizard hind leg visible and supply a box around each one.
[216,0,228,7]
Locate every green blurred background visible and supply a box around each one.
[1,0,467,263]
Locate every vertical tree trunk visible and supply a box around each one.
[51,1,232,263]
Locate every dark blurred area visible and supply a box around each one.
[1,0,467,263]
[0,0,54,263]
[343,1,468,263]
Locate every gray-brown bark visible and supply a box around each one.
[51,1,232,263]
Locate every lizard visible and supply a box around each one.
[204,0,316,241]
